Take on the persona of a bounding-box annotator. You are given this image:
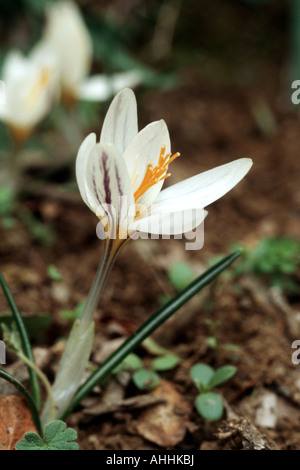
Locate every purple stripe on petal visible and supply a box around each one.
[92,163,102,206]
[101,151,111,205]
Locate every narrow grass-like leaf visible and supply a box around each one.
[0,368,42,435]
[63,251,241,418]
[0,272,41,408]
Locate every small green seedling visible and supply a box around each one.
[113,349,180,392]
[232,237,300,295]
[190,363,237,422]
[16,420,78,450]
[47,265,63,283]
[167,262,195,291]
[204,319,241,364]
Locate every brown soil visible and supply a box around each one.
[1,0,300,451]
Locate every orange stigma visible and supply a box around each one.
[134,145,180,201]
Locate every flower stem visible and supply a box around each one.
[78,237,127,333]
[41,236,127,424]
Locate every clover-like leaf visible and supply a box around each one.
[16,420,79,450]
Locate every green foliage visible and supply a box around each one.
[204,319,241,359]
[132,369,160,391]
[142,337,171,356]
[151,354,180,371]
[1,322,22,353]
[167,262,195,291]
[20,211,55,246]
[67,251,241,417]
[190,362,237,422]
[16,420,78,451]
[190,363,214,390]
[208,365,237,389]
[0,270,41,407]
[195,393,223,422]
[0,187,16,228]
[112,353,143,374]
[0,314,52,339]
[47,265,63,282]
[233,237,300,294]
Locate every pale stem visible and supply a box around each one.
[41,235,128,424]
[78,236,127,333]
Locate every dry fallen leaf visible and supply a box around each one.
[136,380,192,447]
[0,395,37,450]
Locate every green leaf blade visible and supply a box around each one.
[0,271,41,408]
[209,365,237,389]
[190,363,214,389]
[152,354,180,371]
[65,251,241,419]
[133,369,160,391]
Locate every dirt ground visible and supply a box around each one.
[1,0,300,451]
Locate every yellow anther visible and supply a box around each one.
[134,145,180,201]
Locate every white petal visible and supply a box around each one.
[2,50,27,81]
[44,0,92,92]
[78,71,143,102]
[129,207,207,236]
[154,158,253,212]
[123,119,170,207]
[76,132,97,211]
[85,143,135,228]
[100,88,138,153]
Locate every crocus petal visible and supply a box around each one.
[85,143,135,229]
[76,132,97,211]
[100,88,138,154]
[129,207,207,236]
[0,46,59,130]
[123,119,170,207]
[44,1,92,93]
[2,50,27,81]
[78,71,143,102]
[153,158,253,212]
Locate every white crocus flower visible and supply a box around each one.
[44,1,142,104]
[76,88,253,240]
[0,42,58,143]
[42,87,252,424]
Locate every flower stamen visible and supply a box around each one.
[134,144,180,201]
